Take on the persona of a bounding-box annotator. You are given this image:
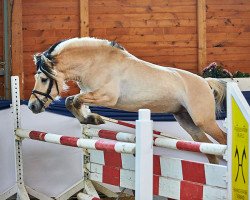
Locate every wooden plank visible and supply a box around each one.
[22,6,79,15]
[207,39,250,48]
[207,11,250,19]
[90,27,197,37]
[23,37,68,46]
[102,34,197,43]
[207,0,250,4]
[23,29,79,38]
[89,13,196,22]
[207,53,250,61]
[23,22,79,30]
[207,19,250,27]
[22,1,78,8]
[124,40,197,48]
[197,0,206,74]
[207,47,250,55]
[207,26,249,33]
[207,32,250,40]
[89,6,196,14]
[22,15,79,23]
[12,0,24,99]
[206,5,250,12]
[129,47,197,57]
[23,0,77,3]
[90,0,196,7]
[80,0,89,37]
[90,19,196,29]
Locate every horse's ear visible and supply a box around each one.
[41,54,53,68]
[34,53,41,64]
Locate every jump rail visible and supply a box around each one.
[102,116,180,139]
[85,127,227,156]
[16,129,136,154]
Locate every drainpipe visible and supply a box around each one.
[3,0,10,99]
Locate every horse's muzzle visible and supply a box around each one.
[28,100,44,114]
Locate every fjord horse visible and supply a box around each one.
[28,37,227,164]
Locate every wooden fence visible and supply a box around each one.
[2,0,250,99]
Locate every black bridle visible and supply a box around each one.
[32,57,60,108]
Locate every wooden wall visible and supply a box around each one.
[0,0,3,98]
[7,0,250,99]
[89,0,198,72]
[206,0,250,73]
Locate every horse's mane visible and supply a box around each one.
[34,37,125,73]
[50,37,123,57]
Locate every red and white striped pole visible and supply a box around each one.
[85,128,136,143]
[154,137,227,156]
[101,116,178,139]
[85,127,226,156]
[15,129,136,154]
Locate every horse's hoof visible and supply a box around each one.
[80,114,105,125]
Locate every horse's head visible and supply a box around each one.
[28,53,60,114]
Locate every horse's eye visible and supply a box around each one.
[41,78,48,83]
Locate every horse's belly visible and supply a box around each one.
[114,97,182,113]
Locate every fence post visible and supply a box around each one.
[135,109,153,200]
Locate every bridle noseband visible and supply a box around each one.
[32,78,59,108]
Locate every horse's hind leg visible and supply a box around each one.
[174,112,219,164]
[185,93,227,145]
[65,95,104,125]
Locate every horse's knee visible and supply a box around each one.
[73,94,84,109]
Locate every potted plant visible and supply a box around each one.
[202,62,250,91]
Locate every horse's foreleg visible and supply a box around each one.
[73,90,118,108]
[71,88,119,125]
[174,111,219,164]
[65,95,104,125]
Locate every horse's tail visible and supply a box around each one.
[205,78,227,113]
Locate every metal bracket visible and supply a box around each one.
[0,68,4,76]
[84,155,90,164]
[84,171,90,180]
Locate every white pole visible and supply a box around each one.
[11,76,30,200]
[135,109,153,200]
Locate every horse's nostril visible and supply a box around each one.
[28,102,37,111]
[31,104,36,110]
